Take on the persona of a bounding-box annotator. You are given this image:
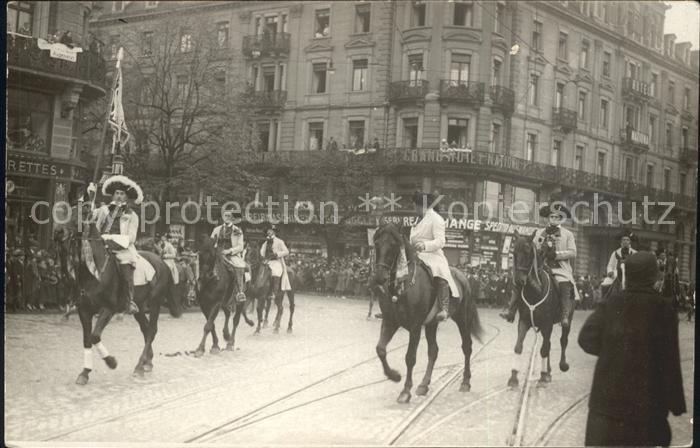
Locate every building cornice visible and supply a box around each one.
[91,1,243,28]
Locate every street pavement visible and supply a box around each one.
[4,294,695,446]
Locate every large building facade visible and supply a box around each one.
[91,1,698,280]
[7,1,106,249]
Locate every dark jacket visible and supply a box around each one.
[578,285,686,423]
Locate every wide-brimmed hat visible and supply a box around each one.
[102,175,143,204]
[264,223,279,233]
[617,229,637,242]
[539,202,571,219]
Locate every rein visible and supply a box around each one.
[513,239,550,332]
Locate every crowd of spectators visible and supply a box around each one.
[287,253,372,298]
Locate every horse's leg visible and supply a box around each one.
[455,312,474,392]
[397,326,422,404]
[222,307,231,342]
[376,319,401,382]
[272,292,284,334]
[91,307,118,370]
[144,297,159,371]
[226,303,243,351]
[132,311,151,377]
[287,290,295,334]
[416,322,438,396]
[509,318,529,388]
[264,295,272,327]
[195,302,221,357]
[76,305,94,385]
[367,291,374,320]
[210,317,221,355]
[255,296,264,334]
[538,325,553,385]
[559,318,571,372]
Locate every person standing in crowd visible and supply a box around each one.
[578,251,686,446]
[158,233,180,287]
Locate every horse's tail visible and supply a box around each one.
[467,292,484,344]
[166,270,183,318]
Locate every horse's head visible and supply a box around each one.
[512,230,539,287]
[372,223,405,287]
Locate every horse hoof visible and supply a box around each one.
[223,334,231,342]
[194,349,205,358]
[245,319,255,327]
[103,356,118,370]
[133,368,145,378]
[225,344,235,352]
[273,327,279,334]
[559,361,570,372]
[254,329,261,335]
[210,347,220,355]
[387,369,402,383]
[459,382,471,392]
[366,315,372,321]
[416,385,429,396]
[75,372,89,385]
[397,391,411,404]
[287,327,293,334]
[514,344,523,355]
[143,363,153,373]
[508,378,519,388]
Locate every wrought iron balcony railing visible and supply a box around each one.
[439,80,485,106]
[244,90,287,109]
[242,32,291,58]
[387,80,429,103]
[622,77,651,99]
[552,107,577,132]
[489,86,515,116]
[7,33,106,89]
[620,127,650,152]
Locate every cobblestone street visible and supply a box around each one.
[4,294,695,446]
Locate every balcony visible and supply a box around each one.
[619,127,650,153]
[439,80,485,107]
[552,107,577,133]
[387,80,428,103]
[244,90,287,111]
[679,147,699,165]
[7,33,106,92]
[242,32,291,58]
[489,86,515,116]
[622,77,651,101]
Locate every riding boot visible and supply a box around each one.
[119,264,138,315]
[234,267,247,303]
[558,281,573,329]
[435,278,450,322]
[499,289,519,323]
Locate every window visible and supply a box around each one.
[596,152,607,176]
[602,52,611,77]
[352,59,368,91]
[7,1,33,35]
[403,117,419,148]
[555,82,564,108]
[250,65,259,90]
[664,168,672,191]
[447,118,469,148]
[348,120,366,149]
[529,74,539,106]
[624,157,635,182]
[650,73,658,97]
[213,71,226,92]
[684,88,690,110]
[558,32,568,60]
[624,105,640,128]
[495,2,505,34]
[552,140,561,165]
[315,9,330,37]
[142,31,154,56]
[7,89,52,153]
[602,3,610,22]
[355,4,371,33]
[491,122,501,153]
[109,35,120,59]
[177,76,189,100]
[526,133,537,161]
[627,61,639,79]
[492,58,502,85]
[216,22,229,48]
[453,1,474,27]
[667,80,675,105]
[577,90,587,119]
[262,66,275,92]
[646,164,655,188]
[665,123,673,148]
[308,122,324,150]
[649,114,657,143]
[680,172,687,194]
[281,14,288,33]
[264,16,278,37]
[600,99,609,129]
[580,40,590,69]
[450,53,471,83]
[312,63,328,93]
[411,1,426,27]
[257,122,271,152]
[180,28,193,53]
[408,53,424,85]
[532,20,542,51]
[681,127,689,148]
[575,145,584,170]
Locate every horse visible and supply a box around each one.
[371,223,483,403]
[194,238,254,357]
[659,253,682,311]
[247,260,297,334]
[54,202,182,385]
[508,230,574,387]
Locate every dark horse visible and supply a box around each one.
[660,253,682,310]
[194,238,254,356]
[508,230,574,387]
[247,261,297,334]
[372,223,483,403]
[55,203,182,385]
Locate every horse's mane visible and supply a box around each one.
[375,223,417,262]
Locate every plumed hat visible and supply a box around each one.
[539,202,571,219]
[102,175,143,204]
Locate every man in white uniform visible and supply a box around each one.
[605,230,637,289]
[410,192,459,322]
[210,210,247,304]
[259,224,290,302]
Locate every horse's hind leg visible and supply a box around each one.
[76,306,94,385]
[195,302,221,357]
[286,291,295,333]
[509,318,530,388]
[133,312,151,376]
[397,326,422,404]
[559,321,571,372]
[91,307,118,370]
[264,296,272,327]
[255,297,264,334]
[367,291,374,320]
[455,314,474,392]
[226,304,243,351]
[416,322,438,396]
[222,307,231,342]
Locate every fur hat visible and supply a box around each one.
[102,175,143,204]
[617,229,637,242]
[539,202,571,219]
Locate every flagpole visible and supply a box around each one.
[91,48,123,184]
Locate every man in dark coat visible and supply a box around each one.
[578,251,686,446]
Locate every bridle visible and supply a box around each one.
[513,238,550,332]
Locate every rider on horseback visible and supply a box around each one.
[604,230,637,289]
[501,202,579,329]
[259,224,290,304]
[94,175,143,315]
[410,192,459,322]
[210,210,247,307]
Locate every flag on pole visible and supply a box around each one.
[109,47,130,153]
